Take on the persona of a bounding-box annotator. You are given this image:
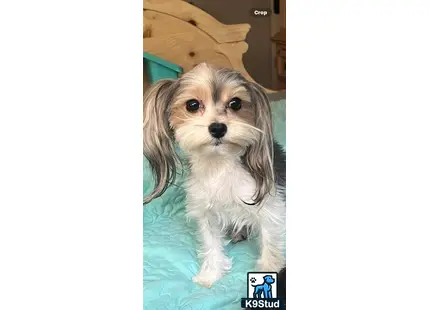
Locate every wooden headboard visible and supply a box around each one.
[143,0,274,93]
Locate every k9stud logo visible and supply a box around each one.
[241,272,284,309]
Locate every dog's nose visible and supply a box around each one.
[208,122,227,138]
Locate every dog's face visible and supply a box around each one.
[263,275,275,284]
[168,63,261,157]
[143,63,274,204]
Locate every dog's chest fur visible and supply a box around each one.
[185,155,259,226]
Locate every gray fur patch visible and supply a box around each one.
[273,141,286,201]
[240,140,286,203]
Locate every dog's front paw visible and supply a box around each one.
[192,272,220,288]
[193,257,232,288]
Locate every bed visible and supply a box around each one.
[143,0,285,308]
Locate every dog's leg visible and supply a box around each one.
[192,217,232,288]
[263,285,269,298]
[256,215,285,272]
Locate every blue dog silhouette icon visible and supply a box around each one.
[252,274,276,298]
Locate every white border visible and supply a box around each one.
[286,0,430,309]
[0,0,143,309]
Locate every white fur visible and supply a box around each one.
[186,152,285,288]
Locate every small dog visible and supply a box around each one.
[143,63,286,288]
[252,275,275,298]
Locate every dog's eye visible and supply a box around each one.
[186,99,200,112]
[228,97,242,111]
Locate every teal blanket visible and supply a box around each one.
[144,99,286,309]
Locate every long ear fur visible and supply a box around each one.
[143,79,179,204]
[242,82,275,205]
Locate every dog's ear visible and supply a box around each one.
[242,82,275,205]
[143,79,179,204]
